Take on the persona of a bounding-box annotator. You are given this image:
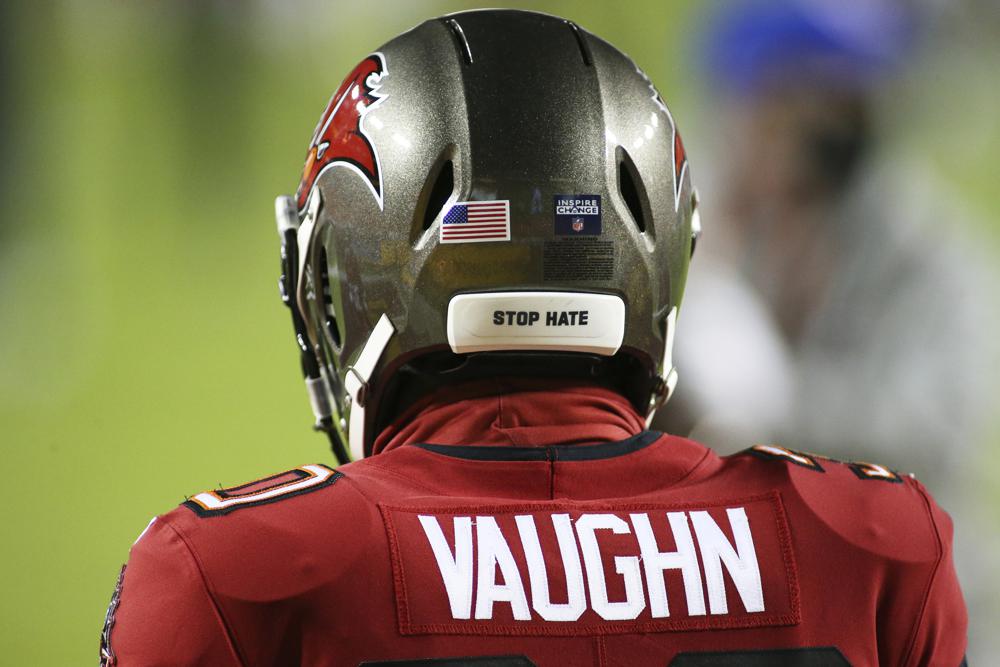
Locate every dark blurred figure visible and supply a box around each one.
[655,0,994,486]
[656,7,1000,654]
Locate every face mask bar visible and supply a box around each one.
[274,194,351,465]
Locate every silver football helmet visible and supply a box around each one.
[275,9,699,462]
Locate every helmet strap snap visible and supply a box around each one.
[344,314,396,460]
[646,306,678,426]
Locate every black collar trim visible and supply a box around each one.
[412,430,663,462]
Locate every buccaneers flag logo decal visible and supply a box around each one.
[296,52,388,212]
[636,63,689,211]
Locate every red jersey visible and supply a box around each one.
[101,381,967,666]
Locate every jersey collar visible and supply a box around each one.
[372,378,647,456]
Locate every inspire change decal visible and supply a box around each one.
[554,195,601,236]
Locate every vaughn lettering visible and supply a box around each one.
[417,508,764,623]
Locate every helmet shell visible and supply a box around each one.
[292,9,695,457]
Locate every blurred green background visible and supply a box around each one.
[0,1,996,664]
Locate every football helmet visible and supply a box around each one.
[275,9,699,462]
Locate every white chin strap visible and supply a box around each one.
[646,306,678,428]
[344,313,395,460]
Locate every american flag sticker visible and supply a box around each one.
[440,200,511,244]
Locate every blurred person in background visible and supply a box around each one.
[653,0,999,657]
[655,0,994,492]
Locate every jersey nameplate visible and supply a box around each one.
[379,493,799,636]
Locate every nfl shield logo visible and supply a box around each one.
[572,218,584,232]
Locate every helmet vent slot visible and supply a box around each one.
[442,18,473,65]
[618,149,648,234]
[422,159,455,232]
[565,21,593,67]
